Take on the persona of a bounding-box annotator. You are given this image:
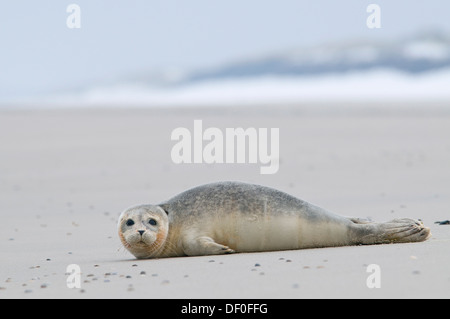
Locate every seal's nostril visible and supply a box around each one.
[138,230,145,236]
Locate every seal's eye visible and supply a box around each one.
[148,218,157,226]
[126,219,135,226]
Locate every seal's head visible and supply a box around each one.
[118,204,169,259]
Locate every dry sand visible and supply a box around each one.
[0,104,449,299]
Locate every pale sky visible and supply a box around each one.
[1,0,450,101]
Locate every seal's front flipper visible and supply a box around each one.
[182,236,235,256]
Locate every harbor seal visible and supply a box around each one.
[118,181,431,259]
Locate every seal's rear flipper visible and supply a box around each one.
[347,217,373,224]
[380,218,431,243]
[353,218,431,244]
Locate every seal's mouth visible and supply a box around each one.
[119,225,168,259]
[120,232,153,249]
[129,238,151,247]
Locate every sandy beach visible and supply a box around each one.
[1,104,449,299]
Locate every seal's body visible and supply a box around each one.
[118,182,431,259]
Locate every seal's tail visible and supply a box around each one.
[355,218,431,244]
